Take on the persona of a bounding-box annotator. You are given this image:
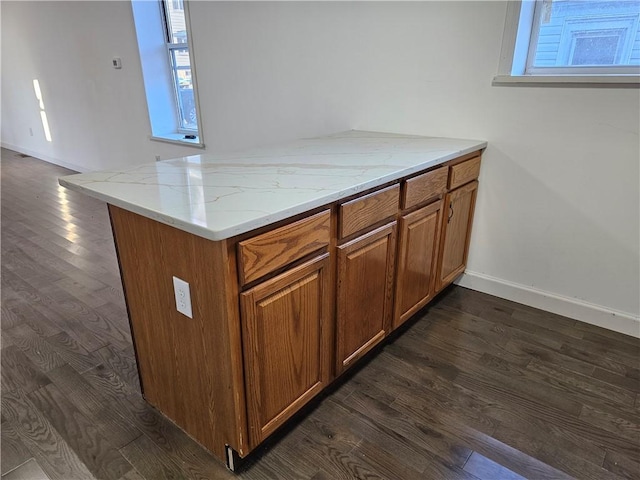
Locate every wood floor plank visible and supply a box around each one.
[536,443,622,480]
[573,320,640,347]
[46,365,142,449]
[1,421,33,475]
[579,404,640,444]
[45,332,103,374]
[1,389,97,480]
[28,383,133,480]
[117,469,146,480]
[504,337,596,377]
[4,302,63,338]
[391,392,573,480]
[592,367,640,393]
[344,384,473,467]
[490,422,617,480]
[0,303,23,331]
[2,458,51,480]
[81,364,234,480]
[603,450,640,480]
[481,395,607,462]
[407,329,585,418]
[1,270,108,352]
[560,340,640,379]
[119,434,194,480]
[52,277,110,309]
[463,451,526,480]
[1,346,51,394]
[319,398,441,474]
[363,352,499,435]
[376,341,611,476]
[3,324,66,373]
[351,438,433,480]
[580,331,640,359]
[283,429,384,480]
[93,345,141,392]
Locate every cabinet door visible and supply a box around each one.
[336,222,396,374]
[394,200,443,329]
[436,180,478,292]
[241,254,331,447]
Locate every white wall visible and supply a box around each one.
[0,1,204,170]
[2,1,638,333]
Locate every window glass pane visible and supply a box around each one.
[170,48,197,130]
[532,0,640,68]
[164,0,187,44]
[572,35,619,64]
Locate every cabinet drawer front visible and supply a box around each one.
[238,210,330,285]
[339,184,399,238]
[402,166,447,209]
[449,155,481,190]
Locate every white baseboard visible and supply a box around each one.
[456,270,640,339]
[1,142,87,173]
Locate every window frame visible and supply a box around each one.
[494,0,640,86]
[160,0,200,135]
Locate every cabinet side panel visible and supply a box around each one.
[108,205,245,461]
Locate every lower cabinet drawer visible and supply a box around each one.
[238,210,330,285]
[402,166,447,210]
[449,155,481,190]
[339,184,399,238]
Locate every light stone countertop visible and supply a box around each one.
[59,130,487,241]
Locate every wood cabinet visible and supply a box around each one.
[108,149,483,469]
[336,223,397,373]
[394,200,443,328]
[436,180,478,292]
[240,254,332,446]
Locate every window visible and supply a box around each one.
[162,0,198,132]
[495,0,640,84]
[131,0,203,147]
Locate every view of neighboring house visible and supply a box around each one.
[534,0,640,66]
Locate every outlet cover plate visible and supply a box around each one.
[172,276,193,318]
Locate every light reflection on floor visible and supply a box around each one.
[57,184,78,242]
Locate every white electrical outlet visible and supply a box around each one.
[172,276,193,318]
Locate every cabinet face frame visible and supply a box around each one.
[240,254,332,447]
[394,199,444,329]
[335,222,397,374]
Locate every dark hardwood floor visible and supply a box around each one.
[1,147,639,480]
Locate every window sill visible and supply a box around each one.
[150,133,205,148]
[492,75,640,87]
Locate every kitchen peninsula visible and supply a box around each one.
[59,130,487,470]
